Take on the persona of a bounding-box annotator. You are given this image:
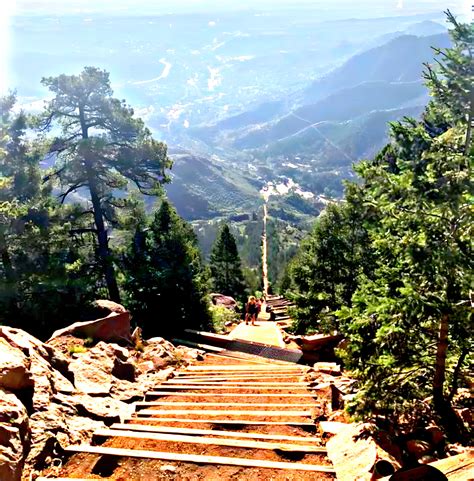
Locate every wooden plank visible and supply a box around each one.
[95,428,326,453]
[175,373,303,378]
[36,479,91,481]
[184,365,306,371]
[163,380,309,386]
[137,409,311,417]
[112,423,319,443]
[171,376,304,382]
[64,445,335,472]
[153,385,311,391]
[147,391,316,398]
[129,417,315,426]
[136,402,317,408]
[205,352,295,366]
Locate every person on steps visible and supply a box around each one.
[245,296,258,326]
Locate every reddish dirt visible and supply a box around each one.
[44,355,335,480]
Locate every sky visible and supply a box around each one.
[0,0,470,93]
[8,0,472,15]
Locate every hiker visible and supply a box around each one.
[245,296,259,326]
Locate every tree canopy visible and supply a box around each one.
[287,12,473,438]
[123,199,211,337]
[40,67,172,301]
[209,224,246,300]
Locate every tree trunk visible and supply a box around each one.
[433,313,449,411]
[448,346,468,402]
[0,229,15,284]
[79,107,120,303]
[88,178,121,303]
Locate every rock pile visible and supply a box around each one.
[0,302,199,480]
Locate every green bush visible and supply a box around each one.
[210,305,240,333]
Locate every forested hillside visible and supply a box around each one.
[285,12,472,439]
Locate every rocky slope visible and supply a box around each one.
[0,303,200,481]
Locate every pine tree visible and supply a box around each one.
[0,93,97,336]
[209,224,246,300]
[336,13,472,439]
[40,67,172,302]
[123,200,210,337]
[289,200,373,334]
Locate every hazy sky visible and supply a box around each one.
[9,0,471,16]
[0,0,469,93]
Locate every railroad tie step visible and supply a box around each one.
[64,445,336,473]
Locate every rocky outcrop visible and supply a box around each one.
[0,311,194,480]
[0,388,29,481]
[48,300,131,343]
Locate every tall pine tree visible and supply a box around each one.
[123,199,210,337]
[209,224,246,300]
[40,67,172,302]
[337,12,472,439]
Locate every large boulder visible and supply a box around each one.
[48,300,131,343]
[0,337,32,391]
[0,388,29,481]
[68,342,135,395]
[210,293,238,310]
[326,423,401,481]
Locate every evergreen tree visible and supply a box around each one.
[289,200,373,334]
[40,67,172,302]
[337,13,472,438]
[0,93,97,337]
[123,199,210,337]
[209,224,246,300]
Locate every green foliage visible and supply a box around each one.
[209,224,246,300]
[287,13,473,436]
[122,199,211,337]
[288,200,373,333]
[209,304,240,333]
[40,67,172,301]
[69,345,88,354]
[336,13,473,432]
[0,93,99,337]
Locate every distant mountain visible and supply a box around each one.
[265,105,425,165]
[165,151,260,220]
[234,81,426,149]
[301,33,450,104]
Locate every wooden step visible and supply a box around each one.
[112,423,319,443]
[112,423,320,443]
[184,365,306,371]
[136,409,311,417]
[128,417,315,427]
[153,385,311,391]
[64,445,334,472]
[136,402,317,408]
[163,380,309,386]
[147,391,316,398]
[94,428,326,453]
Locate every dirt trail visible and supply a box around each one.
[44,350,335,480]
[229,321,285,347]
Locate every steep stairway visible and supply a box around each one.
[39,353,336,480]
